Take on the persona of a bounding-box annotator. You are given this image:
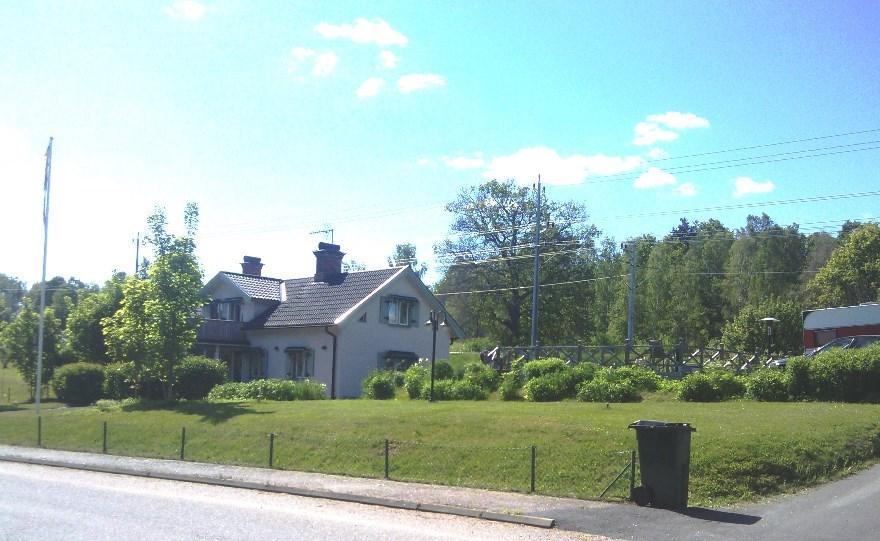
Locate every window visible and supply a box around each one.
[380,351,419,371]
[286,347,314,380]
[208,300,241,321]
[382,296,418,327]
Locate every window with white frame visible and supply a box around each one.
[383,296,417,326]
[208,299,241,321]
[286,347,314,380]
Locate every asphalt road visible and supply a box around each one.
[0,462,605,541]
[549,463,880,541]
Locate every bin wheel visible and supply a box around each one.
[631,486,654,507]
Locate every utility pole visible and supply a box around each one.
[625,241,637,360]
[529,175,542,356]
[35,137,53,416]
[133,232,140,276]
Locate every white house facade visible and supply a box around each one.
[195,244,464,398]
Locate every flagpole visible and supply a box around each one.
[35,137,53,416]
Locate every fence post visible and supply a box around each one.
[269,433,275,468]
[37,416,42,447]
[629,450,636,499]
[384,439,390,480]
[102,421,108,454]
[180,427,186,461]
[530,445,537,493]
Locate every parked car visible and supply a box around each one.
[767,335,880,368]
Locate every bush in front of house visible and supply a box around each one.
[785,356,812,399]
[403,364,428,398]
[419,379,488,400]
[433,361,455,381]
[679,369,746,402]
[521,358,568,380]
[577,377,641,403]
[207,379,326,401]
[808,344,880,402]
[746,368,789,401]
[461,361,500,392]
[499,371,522,401]
[523,369,576,402]
[362,370,397,399]
[175,356,227,400]
[51,362,105,406]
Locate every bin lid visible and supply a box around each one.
[628,420,695,431]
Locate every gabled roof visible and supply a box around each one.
[245,267,402,328]
[219,272,283,301]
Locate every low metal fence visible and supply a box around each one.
[5,416,635,501]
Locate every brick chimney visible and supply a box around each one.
[240,256,264,276]
[314,242,345,283]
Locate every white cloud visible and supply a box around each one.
[442,153,485,170]
[378,50,399,69]
[633,122,679,146]
[356,77,386,98]
[416,158,434,167]
[312,52,339,76]
[634,167,677,189]
[482,146,643,186]
[733,176,775,198]
[397,73,446,94]
[315,18,408,47]
[675,182,698,197]
[633,111,709,146]
[646,147,668,159]
[647,112,710,130]
[164,1,210,22]
[287,48,338,79]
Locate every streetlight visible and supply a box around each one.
[426,309,447,402]
[760,317,779,360]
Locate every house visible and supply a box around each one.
[195,243,464,398]
[802,302,880,349]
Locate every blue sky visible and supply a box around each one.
[2,1,879,286]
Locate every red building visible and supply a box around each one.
[803,303,880,349]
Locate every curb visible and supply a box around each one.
[0,453,555,529]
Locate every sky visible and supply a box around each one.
[2,1,879,288]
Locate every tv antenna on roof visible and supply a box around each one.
[310,226,334,244]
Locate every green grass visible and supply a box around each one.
[0,365,61,412]
[1,398,878,506]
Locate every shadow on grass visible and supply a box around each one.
[121,400,274,424]
[0,404,24,412]
[677,507,762,525]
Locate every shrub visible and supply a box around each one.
[499,371,521,401]
[461,362,500,391]
[419,379,488,400]
[612,366,662,392]
[571,362,599,385]
[453,337,495,352]
[51,362,104,406]
[433,361,455,380]
[522,358,568,380]
[808,345,880,402]
[679,369,745,402]
[175,356,227,400]
[577,378,641,403]
[103,361,138,400]
[207,379,326,401]
[403,365,428,398]
[362,370,397,399]
[523,370,574,402]
[786,356,812,399]
[392,371,405,388]
[747,369,789,401]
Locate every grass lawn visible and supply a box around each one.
[1,397,878,507]
[0,365,32,406]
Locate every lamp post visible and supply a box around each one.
[760,317,779,360]
[426,309,446,402]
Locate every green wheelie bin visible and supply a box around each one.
[628,420,696,509]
